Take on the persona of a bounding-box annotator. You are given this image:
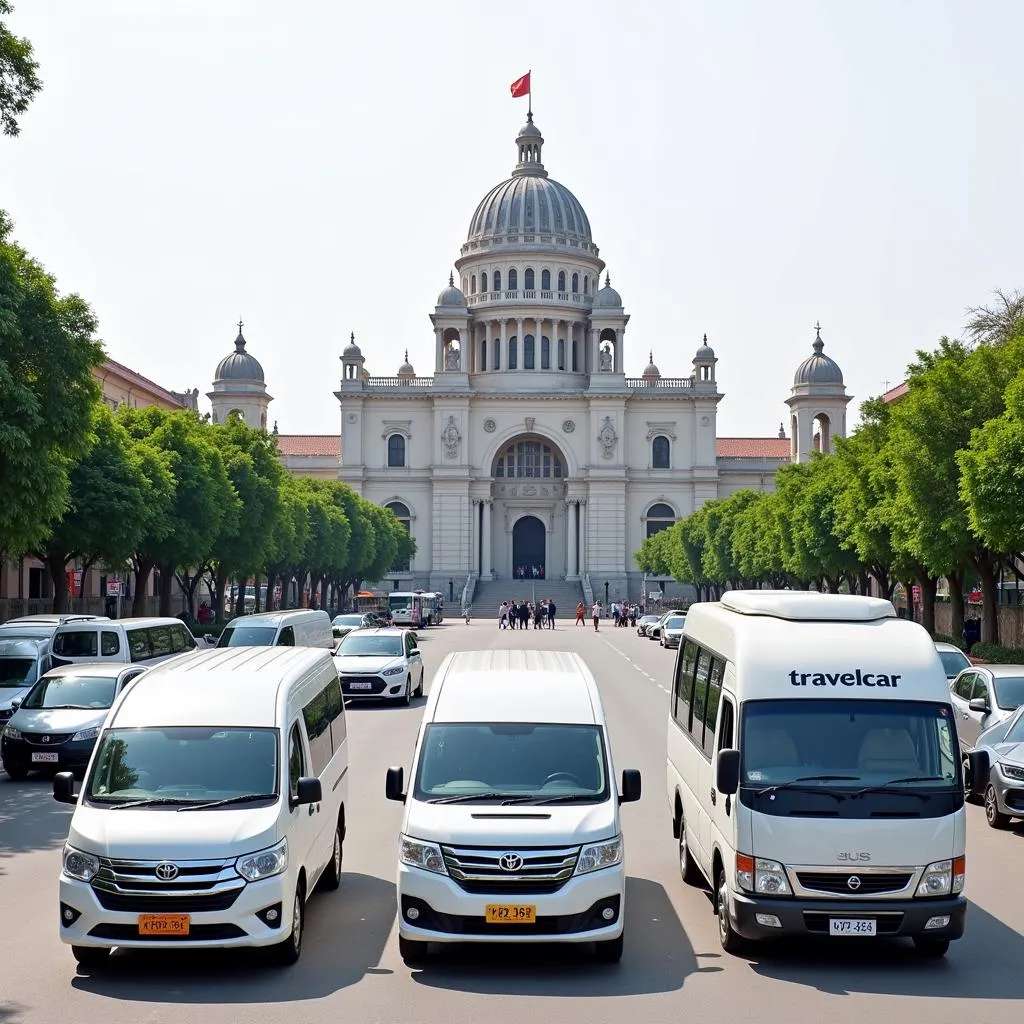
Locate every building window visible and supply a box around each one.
[571,272,579,294]
[541,269,551,291]
[645,501,676,539]
[387,434,406,468]
[481,339,487,371]
[494,340,501,370]
[584,275,590,295]
[385,501,412,571]
[494,270,501,291]
[652,435,670,468]
[508,268,518,291]
[541,336,550,369]
[524,268,535,291]
[494,441,564,479]
[508,337,518,369]
[481,271,488,292]
[471,274,477,294]
[524,334,535,369]
[557,337,566,370]
[558,270,566,293]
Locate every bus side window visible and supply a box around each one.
[717,696,735,751]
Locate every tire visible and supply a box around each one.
[319,825,343,891]
[270,884,304,966]
[984,784,1011,829]
[678,817,702,886]
[415,670,424,698]
[912,937,950,958]
[72,945,111,968]
[403,677,412,707]
[593,932,624,963]
[399,935,428,965]
[716,867,745,954]
[2,759,29,781]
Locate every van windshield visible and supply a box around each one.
[85,727,279,806]
[414,723,608,804]
[52,631,97,657]
[22,674,116,709]
[217,626,278,648]
[0,658,36,687]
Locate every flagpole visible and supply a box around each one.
[528,68,532,116]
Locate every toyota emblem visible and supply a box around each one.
[155,862,180,881]
[847,875,862,891]
[498,853,524,872]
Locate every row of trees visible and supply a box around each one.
[636,293,1024,646]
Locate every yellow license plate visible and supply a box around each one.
[485,904,536,924]
[138,913,190,936]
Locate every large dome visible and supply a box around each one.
[215,327,264,382]
[794,327,844,386]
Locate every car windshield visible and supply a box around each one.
[52,631,97,657]
[338,635,403,657]
[22,674,117,710]
[86,727,278,805]
[937,650,969,678]
[0,658,36,687]
[1004,713,1024,743]
[333,615,364,626]
[665,617,685,629]
[992,675,1024,711]
[741,699,959,791]
[414,723,608,803]
[217,625,278,648]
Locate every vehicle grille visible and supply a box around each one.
[340,675,387,695]
[91,856,245,913]
[441,844,579,895]
[796,871,913,896]
[23,732,74,746]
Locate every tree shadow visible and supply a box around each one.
[0,1003,28,1024]
[409,876,715,996]
[0,777,73,874]
[70,872,396,1002]
[745,900,1024,999]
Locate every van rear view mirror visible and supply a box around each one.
[295,777,322,806]
[716,749,740,796]
[967,749,989,794]
[53,772,77,804]
[385,765,406,802]
[619,768,642,804]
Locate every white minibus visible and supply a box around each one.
[666,591,973,958]
[386,649,641,965]
[51,618,197,667]
[53,646,349,967]
[217,610,333,650]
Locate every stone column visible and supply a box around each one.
[567,500,578,577]
[614,327,624,373]
[471,499,480,575]
[498,319,506,371]
[434,327,444,372]
[589,328,599,375]
[482,499,493,578]
[578,499,587,573]
[516,318,524,371]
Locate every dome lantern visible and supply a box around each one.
[642,351,661,385]
[397,349,415,378]
[593,272,623,309]
[208,319,272,428]
[793,322,844,386]
[214,319,265,382]
[786,321,853,463]
[436,271,467,308]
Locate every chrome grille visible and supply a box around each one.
[796,871,913,896]
[23,732,74,746]
[441,844,579,895]
[91,856,245,914]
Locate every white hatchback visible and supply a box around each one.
[333,628,424,704]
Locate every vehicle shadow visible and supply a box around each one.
[344,695,428,712]
[69,871,396,1002]
[745,900,1024,999]
[0,1002,28,1024]
[0,777,73,873]
[409,876,713,996]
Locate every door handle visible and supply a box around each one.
[308,804,315,816]
[710,789,717,806]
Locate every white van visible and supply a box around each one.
[217,610,333,650]
[53,645,349,967]
[385,649,641,965]
[51,618,197,667]
[666,591,970,958]
[0,637,52,724]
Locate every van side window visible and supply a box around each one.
[54,630,97,657]
[302,687,333,776]
[128,630,152,663]
[101,631,120,656]
[690,649,712,750]
[149,626,172,659]
[169,624,195,653]
[703,659,724,756]
[673,640,697,728]
[717,696,735,751]
[288,723,305,800]
[326,675,346,747]
[277,626,295,647]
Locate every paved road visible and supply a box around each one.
[1,621,1023,1024]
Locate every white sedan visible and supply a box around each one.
[333,628,424,705]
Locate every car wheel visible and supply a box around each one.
[270,884,304,966]
[399,935,429,965]
[912,937,950,958]
[678,816,702,886]
[72,945,111,968]
[415,670,424,698]
[319,824,343,891]
[403,677,411,707]
[716,867,745,954]
[984,784,1011,829]
[2,759,29,782]
[593,932,624,963]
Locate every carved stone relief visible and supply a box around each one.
[645,421,678,442]
[598,416,618,459]
[441,415,461,460]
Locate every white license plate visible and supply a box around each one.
[347,681,373,690]
[829,918,876,936]
[31,751,60,763]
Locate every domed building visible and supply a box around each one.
[785,323,852,462]
[208,321,273,429]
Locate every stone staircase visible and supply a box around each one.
[469,578,585,621]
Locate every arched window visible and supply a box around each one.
[387,434,406,468]
[494,441,564,478]
[481,338,487,371]
[572,340,579,371]
[524,334,535,369]
[471,274,477,294]
[228,408,244,422]
[645,502,676,539]
[385,501,412,571]
[541,336,550,369]
[571,272,579,294]
[652,435,670,468]
[260,412,267,429]
[508,337,518,369]
[481,271,488,292]
[462,277,468,293]
[557,270,566,293]
[524,268,535,291]
[508,268,518,291]
[584,275,590,295]
[541,269,551,291]
[557,337,566,370]
[494,269,501,291]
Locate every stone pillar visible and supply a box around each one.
[435,327,444,372]
[589,328,599,375]
[614,327,624,373]
[567,500,578,577]
[498,319,506,371]
[578,499,587,572]
[482,499,493,578]
[471,499,480,575]
[516,318,524,371]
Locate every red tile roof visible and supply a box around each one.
[715,437,791,458]
[882,381,909,403]
[276,434,341,458]
[98,358,188,408]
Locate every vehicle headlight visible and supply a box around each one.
[575,836,623,874]
[400,835,448,875]
[916,856,965,897]
[3,725,22,740]
[71,726,100,743]
[62,844,100,882]
[382,665,405,676]
[734,854,791,895]
[998,761,1024,783]
[235,838,288,882]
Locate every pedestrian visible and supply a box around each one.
[592,600,602,631]
[547,599,556,629]
[575,600,585,626]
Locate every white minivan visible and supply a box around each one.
[666,591,972,958]
[51,618,197,668]
[385,649,641,965]
[53,645,349,968]
[217,610,333,650]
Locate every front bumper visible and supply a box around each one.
[728,890,967,942]
[340,674,408,700]
[2,736,96,771]
[990,770,1024,819]
[397,862,625,944]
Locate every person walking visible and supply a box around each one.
[592,600,602,631]
[575,600,586,626]
[547,599,556,629]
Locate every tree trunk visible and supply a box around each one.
[214,566,230,624]
[869,568,889,599]
[253,573,262,613]
[976,555,1000,645]
[917,573,938,635]
[132,558,155,616]
[233,576,245,619]
[948,570,966,644]
[43,549,71,614]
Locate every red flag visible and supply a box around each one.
[510,72,531,98]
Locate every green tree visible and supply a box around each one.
[0,2,40,137]
[702,490,761,588]
[965,289,1024,348]
[0,213,104,552]
[264,475,310,611]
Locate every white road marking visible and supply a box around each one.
[597,633,669,691]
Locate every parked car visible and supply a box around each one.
[648,610,686,641]
[333,628,424,704]
[972,705,1024,828]
[0,615,106,642]
[636,614,660,636]
[934,642,970,681]
[660,614,686,649]
[0,637,52,725]
[949,665,1024,771]
[332,613,375,640]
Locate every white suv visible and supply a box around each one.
[333,628,424,704]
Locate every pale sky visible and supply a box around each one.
[3,1,1022,438]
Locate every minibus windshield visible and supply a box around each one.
[86,727,278,807]
[217,625,278,647]
[414,723,608,804]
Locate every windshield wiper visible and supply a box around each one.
[755,775,861,800]
[850,776,944,800]
[427,792,527,804]
[45,704,96,710]
[103,797,201,809]
[178,792,277,811]
[526,793,601,805]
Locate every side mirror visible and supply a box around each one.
[409,648,420,656]
[968,697,989,713]
[53,772,77,805]
[619,768,642,804]
[966,749,990,794]
[385,765,406,802]
[294,776,322,806]
[716,749,741,796]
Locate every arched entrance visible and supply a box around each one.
[512,516,546,578]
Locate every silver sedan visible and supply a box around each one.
[973,705,1024,828]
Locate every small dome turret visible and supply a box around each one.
[794,323,844,386]
[593,272,622,309]
[397,350,415,378]
[695,333,715,361]
[215,321,265,382]
[343,331,363,359]
[437,272,467,308]
[642,352,661,378]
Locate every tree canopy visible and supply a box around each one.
[0,2,40,137]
